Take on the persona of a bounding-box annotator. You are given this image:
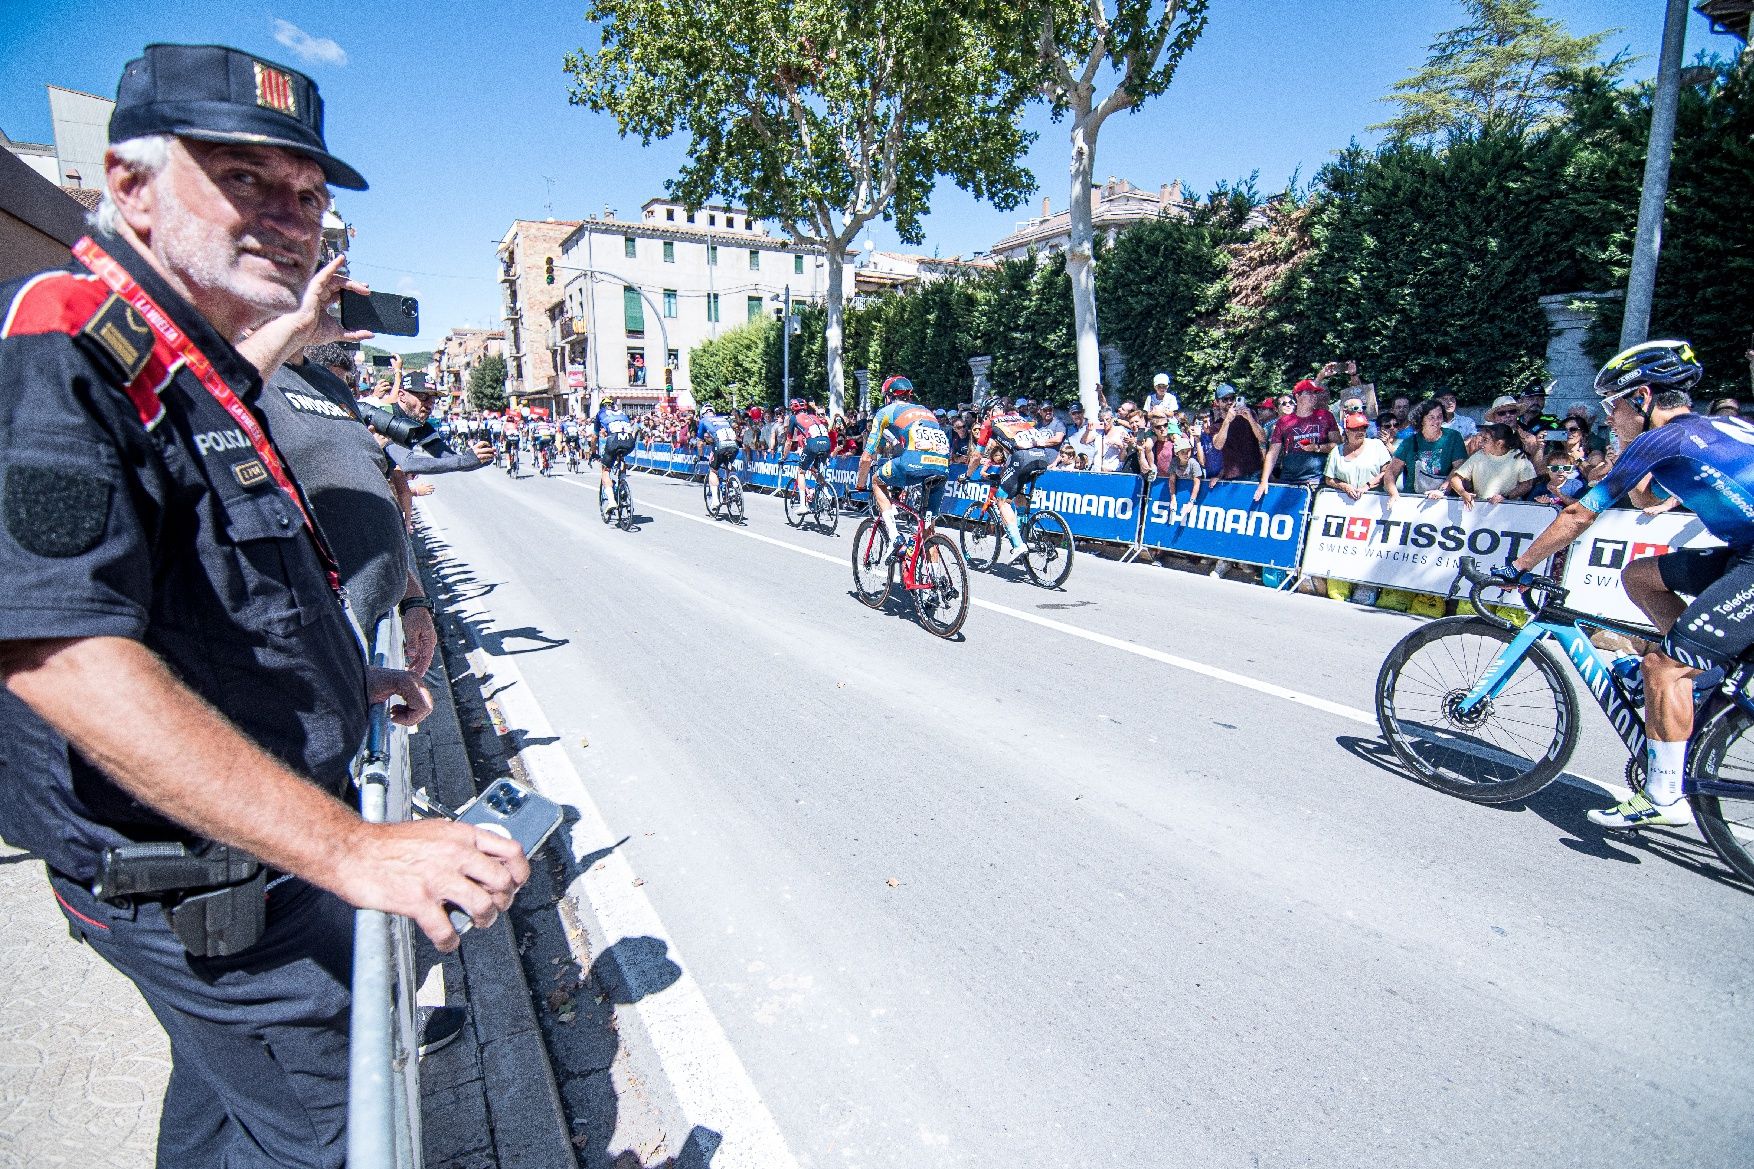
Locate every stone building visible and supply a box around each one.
[431,328,507,409]
[852,251,997,299]
[552,199,843,411]
[988,178,1196,260]
[497,218,581,412]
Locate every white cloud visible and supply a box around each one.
[395,275,424,300]
[272,19,348,67]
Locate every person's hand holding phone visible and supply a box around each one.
[236,253,372,377]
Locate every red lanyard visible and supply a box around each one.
[73,237,341,592]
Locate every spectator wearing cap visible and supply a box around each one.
[1066,403,1099,465]
[1516,383,1549,429]
[1143,372,1177,416]
[1483,393,1521,432]
[1337,394,1378,440]
[1254,379,1338,500]
[1150,408,1204,502]
[361,364,490,475]
[1032,399,1067,448]
[1324,410,1400,501]
[1448,422,1536,509]
[1393,398,1468,498]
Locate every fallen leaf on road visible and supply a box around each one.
[886,878,900,888]
[836,681,846,688]
[580,737,590,748]
[632,877,645,887]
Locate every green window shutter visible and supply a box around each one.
[748,249,760,271]
[663,241,675,263]
[707,293,719,323]
[746,295,762,322]
[623,286,644,335]
[662,289,677,318]
[794,254,804,275]
[624,236,637,258]
[707,243,718,266]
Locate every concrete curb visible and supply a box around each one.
[416,581,578,1169]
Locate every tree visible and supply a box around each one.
[687,319,774,411]
[466,353,508,412]
[568,0,1037,417]
[1030,0,1210,418]
[1374,0,1623,141]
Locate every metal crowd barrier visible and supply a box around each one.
[348,616,423,1169]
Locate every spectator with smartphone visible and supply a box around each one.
[1210,384,1264,482]
[1255,379,1338,500]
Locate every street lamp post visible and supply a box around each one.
[1619,0,1692,350]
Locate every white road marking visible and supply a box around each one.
[562,476,1626,799]
[421,505,801,1169]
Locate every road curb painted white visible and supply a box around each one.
[421,506,800,1169]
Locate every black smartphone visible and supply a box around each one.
[369,354,394,369]
[340,289,420,336]
[447,779,565,935]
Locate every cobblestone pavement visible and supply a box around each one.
[0,848,167,1169]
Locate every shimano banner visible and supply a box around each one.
[1302,492,1557,591]
[1019,470,1142,543]
[1559,508,1724,625]
[1138,480,1309,568]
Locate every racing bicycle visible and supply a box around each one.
[703,461,745,523]
[599,458,633,530]
[1375,556,1754,884]
[565,439,581,474]
[851,483,970,639]
[782,455,840,535]
[959,476,1074,589]
[503,439,520,478]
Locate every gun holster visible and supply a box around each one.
[94,841,267,958]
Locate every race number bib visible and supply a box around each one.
[910,425,950,455]
[714,426,737,447]
[608,420,634,438]
[807,423,829,439]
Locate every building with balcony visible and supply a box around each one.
[431,328,506,408]
[496,218,581,412]
[553,198,851,410]
[852,250,998,299]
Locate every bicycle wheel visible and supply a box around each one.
[1375,616,1578,803]
[1023,510,1075,589]
[851,519,892,608]
[616,475,633,530]
[914,534,970,638]
[598,482,615,525]
[724,476,745,522]
[703,475,716,516]
[1688,705,1754,885]
[783,476,805,527]
[814,484,839,536]
[959,514,1001,571]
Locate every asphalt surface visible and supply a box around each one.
[418,460,1753,1169]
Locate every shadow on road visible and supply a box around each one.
[1335,733,1750,893]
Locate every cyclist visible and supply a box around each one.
[855,376,951,560]
[968,395,1056,564]
[787,397,834,505]
[1505,340,1754,829]
[560,413,582,465]
[595,397,638,504]
[531,416,558,474]
[697,406,741,508]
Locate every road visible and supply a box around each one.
[417,461,1753,1169]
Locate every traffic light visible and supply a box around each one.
[664,366,674,392]
[544,256,554,285]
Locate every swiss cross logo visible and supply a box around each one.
[254,63,297,115]
[1631,542,1670,560]
[1344,516,1373,541]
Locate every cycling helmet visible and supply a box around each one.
[789,397,807,411]
[881,375,915,400]
[1594,340,1703,405]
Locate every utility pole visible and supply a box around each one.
[776,284,792,403]
[1619,0,1691,350]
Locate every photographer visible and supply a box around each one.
[361,357,494,473]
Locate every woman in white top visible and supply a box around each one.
[1323,413,1400,499]
[1448,423,1536,508]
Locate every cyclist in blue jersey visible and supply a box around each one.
[594,398,637,502]
[697,407,741,508]
[1507,340,1754,829]
[855,376,951,560]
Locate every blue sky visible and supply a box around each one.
[1,1,1737,351]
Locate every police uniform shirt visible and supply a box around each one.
[259,360,412,628]
[0,231,369,884]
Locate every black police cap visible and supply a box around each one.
[108,43,366,190]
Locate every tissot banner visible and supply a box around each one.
[1302,492,1557,591]
[1559,508,1724,625]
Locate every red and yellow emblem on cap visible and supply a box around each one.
[253,62,297,115]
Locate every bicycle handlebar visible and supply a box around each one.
[1453,556,1566,631]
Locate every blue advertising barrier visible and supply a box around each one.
[1137,479,1311,569]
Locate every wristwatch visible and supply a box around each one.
[398,595,434,616]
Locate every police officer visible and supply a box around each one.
[0,44,528,1168]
